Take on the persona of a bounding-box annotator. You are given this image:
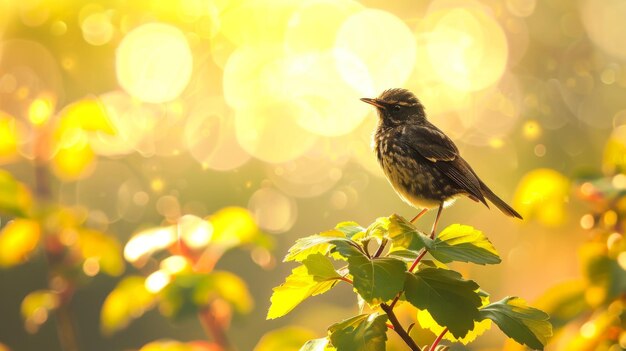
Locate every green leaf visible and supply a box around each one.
[328,313,388,351]
[388,214,431,252]
[195,271,253,313]
[335,222,365,238]
[284,231,352,262]
[300,338,336,351]
[429,224,501,265]
[254,326,317,351]
[101,276,156,334]
[479,297,552,350]
[404,268,481,338]
[364,217,390,239]
[348,253,406,304]
[0,170,32,217]
[303,253,341,281]
[267,259,341,319]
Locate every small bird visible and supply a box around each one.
[361,88,522,236]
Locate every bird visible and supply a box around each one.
[360,88,522,237]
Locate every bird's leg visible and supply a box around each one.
[410,208,428,223]
[429,203,444,239]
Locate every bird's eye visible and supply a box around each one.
[393,105,401,111]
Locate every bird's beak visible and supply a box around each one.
[360,97,385,108]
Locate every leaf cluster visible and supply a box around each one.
[268,215,552,350]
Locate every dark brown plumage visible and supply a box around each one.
[361,88,522,234]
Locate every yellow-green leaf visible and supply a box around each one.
[207,206,259,249]
[299,338,336,351]
[194,271,253,313]
[328,313,388,351]
[21,290,59,333]
[0,219,41,267]
[267,262,340,319]
[101,276,156,334]
[78,229,124,276]
[58,98,116,135]
[480,297,552,350]
[284,231,350,262]
[254,326,317,351]
[0,170,33,217]
[430,224,501,265]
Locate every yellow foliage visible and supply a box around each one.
[58,98,116,135]
[78,229,124,276]
[101,276,156,334]
[513,168,570,227]
[0,170,33,217]
[52,138,96,180]
[603,125,626,174]
[0,113,19,163]
[207,206,259,248]
[254,326,317,351]
[21,290,59,333]
[0,219,41,267]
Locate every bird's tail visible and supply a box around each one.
[479,180,523,219]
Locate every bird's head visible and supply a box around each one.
[360,88,426,127]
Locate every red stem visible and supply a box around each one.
[430,327,448,350]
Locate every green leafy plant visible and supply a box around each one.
[268,214,553,350]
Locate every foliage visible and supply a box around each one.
[268,215,552,350]
[532,171,626,351]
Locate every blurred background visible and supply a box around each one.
[1,0,626,350]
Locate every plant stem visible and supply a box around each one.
[373,238,388,258]
[380,303,421,351]
[198,306,234,351]
[430,327,448,350]
[339,276,353,284]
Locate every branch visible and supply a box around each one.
[373,238,388,258]
[380,303,421,351]
[198,306,235,351]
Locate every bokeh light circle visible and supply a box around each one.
[116,23,193,103]
[581,0,626,60]
[335,9,416,91]
[248,187,297,233]
[422,6,508,92]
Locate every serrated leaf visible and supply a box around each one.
[429,224,501,265]
[479,297,552,350]
[348,253,406,304]
[267,263,340,319]
[388,214,431,252]
[101,276,156,334]
[364,217,390,239]
[284,232,351,262]
[416,293,492,345]
[335,222,365,238]
[0,170,32,217]
[300,338,336,351]
[404,268,481,338]
[328,313,388,351]
[303,254,341,281]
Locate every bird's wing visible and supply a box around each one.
[400,125,488,206]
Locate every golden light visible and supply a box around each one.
[335,9,416,91]
[52,134,96,181]
[581,0,626,60]
[513,168,570,227]
[523,120,542,140]
[0,113,19,162]
[420,5,508,92]
[116,23,193,103]
[123,227,176,264]
[144,270,170,293]
[82,257,101,277]
[580,214,594,230]
[177,214,213,249]
[28,95,54,126]
[160,255,190,275]
[248,187,297,233]
[81,12,114,46]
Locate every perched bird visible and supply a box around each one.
[361,88,522,236]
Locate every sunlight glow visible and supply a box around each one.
[116,23,193,103]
